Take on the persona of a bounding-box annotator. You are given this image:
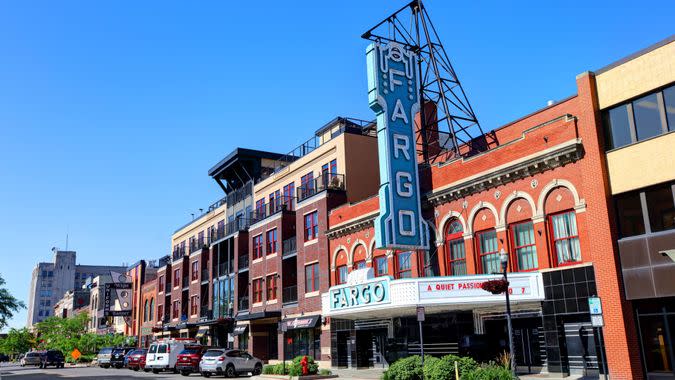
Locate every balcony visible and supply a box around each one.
[182,276,189,289]
[250,196,295,223]
[209,227,226,244]
[238,254,249,270]
[217,263,227,277]
[164,282,172,293]
[226,218,252,236]
[282,285,298,306]
[282,237,297,258]
[199,306,212,321]
[226,181,253,208]
[297,173,345,202]
[172,246,186,261]
[201,268,209,282]
[189,237,207,254]
[238,296,249,312]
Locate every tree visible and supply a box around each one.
[0,328,35,356]
[0,273,25,330]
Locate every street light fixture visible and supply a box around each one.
[499,248,516,376]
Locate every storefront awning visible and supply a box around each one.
[232,323,249,336]
[195,326,210,338]
[279,315,321,331]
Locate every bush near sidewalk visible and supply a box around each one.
[382,354,515,380]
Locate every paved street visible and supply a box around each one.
[0,363,262,380]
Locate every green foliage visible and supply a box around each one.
[0,273,25,330]
[423,356,455,380]
[382,355,424,380]
[439,354,478,379]
[0,328,35,356]
[319,368,332,375]
[288,355,319,376]
[262,363,290,375]
[33,312,127,362]
[462,364,515,380]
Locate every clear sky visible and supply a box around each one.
[0,1,672,331]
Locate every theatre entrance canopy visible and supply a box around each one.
[321,270,545,320]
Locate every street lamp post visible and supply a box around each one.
[500,248,516,376]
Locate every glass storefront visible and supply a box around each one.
[636,299,675,378]
[284,327,321,360]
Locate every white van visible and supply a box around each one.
[145,338,198,374]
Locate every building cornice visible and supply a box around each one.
[426,138,584,207]
[326,213,378,240]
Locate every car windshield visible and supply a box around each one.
[99,348,113,355]
[26,353,40,357]
[112,349,125,354]
[130,350,145,355]
[148,345,157,354]
[203,350,224,358]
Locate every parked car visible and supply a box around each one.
[176,345,211,376]
[20,352,42,367]
[125,349,148,371]
[145,338,197,374]
[0,353,9,362]
[39,350,65,368]
[96,347,114,368]
[110,347,135,369]
[199,349,263,378]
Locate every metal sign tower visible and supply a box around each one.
[362,0,493,163]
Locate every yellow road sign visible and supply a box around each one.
[71,348,81,360]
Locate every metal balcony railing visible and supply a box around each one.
[217,263,227,277]
[250,196,295,223]
[182,276,189,288]
[209,226,226,243]
[297,173,345,202]
[200,306,212,320]
[172,246,186,261]
[189,237,207,254]
[282,237,297,258]
[238,254,249,270]
[201,268,209,281]
[225,218,251,236]
[282,285,298,305]
[226,182,253,207]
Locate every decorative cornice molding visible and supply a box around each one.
[326,214,378,240]
[426,139,584,207]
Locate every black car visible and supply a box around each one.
[0,353,9,362]
[40,350,65,368]
[110,347,135,369]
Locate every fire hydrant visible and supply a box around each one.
[300,355,309,376]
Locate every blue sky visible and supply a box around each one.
[0,1,672,331]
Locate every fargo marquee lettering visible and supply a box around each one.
[367,42,429,250]
[329,277,391,311]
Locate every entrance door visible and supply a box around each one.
[334,331,350,368]
[355,330,373,368]
[563,322,600,376]
[514,327,543,374]
[637,311,675,379]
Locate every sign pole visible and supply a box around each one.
[588,296,608,380]
[417,306,425,374]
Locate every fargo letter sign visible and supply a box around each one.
[329,277,391,311]
[367,42,429,250]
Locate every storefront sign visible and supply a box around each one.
[279,315,320,331]
[367,41,428,250]
[329,277,390,311]
[418,276,534,300]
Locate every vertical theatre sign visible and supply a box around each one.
[367,42,428,250]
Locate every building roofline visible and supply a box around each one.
[207,148,284,177]
[595,34,675,75]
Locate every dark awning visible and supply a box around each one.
[232,323,249,336]
[279,315,321,331]
[195,326,210,339]
[235,311,281,321]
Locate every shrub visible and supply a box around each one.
[382,355,423,380]
[422,356,455,380]
[288,355,319,376]
[263,363,290,375]
[463,364,515,380]
[319,368,332,375]
[439,354,478,379]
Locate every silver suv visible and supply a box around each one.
[199,349,263,378]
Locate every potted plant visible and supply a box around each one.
[481,279,509,295]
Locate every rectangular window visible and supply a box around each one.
[304,211,319,241]
[632,93,663,141]
[266,229,278,254]
[191,261,199,281]
[550,211,582,265]
[255,199,265,218]
[283,182,295,210]
[300,172,315,199]
[616,191,646,237]
[477,230,500,274]
[157,305,164,320]
[374,256,388,276]
[396,251,413,278]
[173,269,180,287]
[190,295,198,316]
[603,104,633,149]
[354,260,366,270]
[321,163,329,178]
[158,275,165,291]
[329,159,337,175]
[447,239,467,275]
[664,85,675,131]
[305,263,320,292]
[337,265,348,285]
[645,184,675,233]
[511,222,538,271]
[198,231,204,246]
[252,235,263,260]
[172,300,180,319]
[266,275,277,301]
[252,278,263,303]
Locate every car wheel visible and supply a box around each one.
[225,364,236,378]
[181,371,190,376]
[253,363,262,376]
[152,369,160,374]
[133,367,139,371]
[202,372,211,378]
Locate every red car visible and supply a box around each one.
[125,349,148,372]
[176,345,211,376]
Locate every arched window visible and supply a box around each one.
[353,245,367,270]
[150,298,155,321]
[476,229,499,274]
[334,250,349,285]
[549,211,581,265]
[445,220,466,275]
[144,300,149,322]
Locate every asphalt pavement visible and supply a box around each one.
[0,363,260,379]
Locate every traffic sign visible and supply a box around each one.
[71,348,81,361]
[588,297,602,315]
[591,314,604,327]
[416,306,425,322]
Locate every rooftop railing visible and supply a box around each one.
[226,182,253,207]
